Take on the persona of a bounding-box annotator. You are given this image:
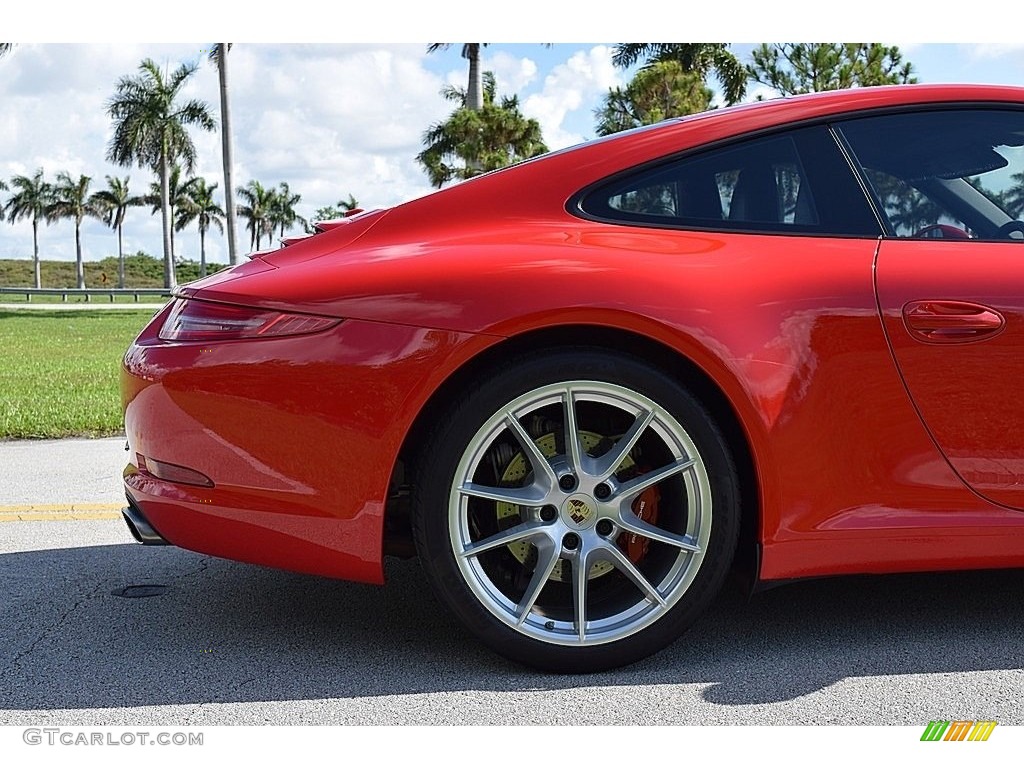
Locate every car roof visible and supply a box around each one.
[575,83,1024,155]
[668,83,1024,130]
[390,84,1024,228]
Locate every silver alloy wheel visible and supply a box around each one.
[448,380,713,647]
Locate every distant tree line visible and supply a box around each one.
[1,167,354,289]
[0,49,356,289]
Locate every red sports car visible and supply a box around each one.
[122,84,1024,672]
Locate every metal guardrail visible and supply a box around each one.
[0,287,172,303]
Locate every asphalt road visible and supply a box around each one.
[1,437,1023,725]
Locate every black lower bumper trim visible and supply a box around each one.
[122,497,169,546]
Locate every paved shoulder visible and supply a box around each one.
[0,437,128,506]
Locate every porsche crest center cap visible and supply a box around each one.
[563,495,597,530]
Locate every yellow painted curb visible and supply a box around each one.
[0,503,123,522]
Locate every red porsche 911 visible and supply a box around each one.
[122,84,1024,672]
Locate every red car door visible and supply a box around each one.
[838,107,1024,510]
[876,240,1024,510]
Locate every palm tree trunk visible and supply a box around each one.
[74,219,85,289]
[159,153,175,288]
[31,217,41,289]
[117,222,125,289]
[199,227,206,279]
[466,44,483,111]
[217,45,240,265]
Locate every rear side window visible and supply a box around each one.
[577,125,880,237]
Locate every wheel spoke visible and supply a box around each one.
[617,509,701,553]
[572,551,589,643]
[460,520,549,559]
[459,482,546,507]
[599,543,667,607]
[617,457,695,500]
[514,540,561,625]
[594,407,655,477]
[562,388,584,474]
[505,412,557,487]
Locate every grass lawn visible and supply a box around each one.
[0,309,156,439]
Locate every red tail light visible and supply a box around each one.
[158,299,340,342]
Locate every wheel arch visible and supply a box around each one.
[385,323,764,585]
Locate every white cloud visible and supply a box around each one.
[962,43,1024,60]
[484,51,539,95]
[0,43,450,264]
[743,84,783,104]
[522,46,620,150]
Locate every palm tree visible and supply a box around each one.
[305,195,361,233]
[427,44,552,114]
[46,172,103,289]
[0,44,13,59]
[236,180,275,250]
[145,165,195,261]
[612,44,746,105]
[106,58,215,288]
[209,43,240,265]
[91,175,143,288]
[4,169,52,289]
[268,182,307,239]
[418,72,547,188]
[1004,171,1024,219]
[428,44,487,111]
[176,178,225,279]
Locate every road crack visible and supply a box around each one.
[0,578,109,679]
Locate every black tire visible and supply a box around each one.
[412,348,740,673]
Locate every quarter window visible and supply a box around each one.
[578,125,879,237]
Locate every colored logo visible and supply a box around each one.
[921,720,997,742]
[562,495,600,530]
[568,498,592,525]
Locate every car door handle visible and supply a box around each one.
[903,300,1005,343]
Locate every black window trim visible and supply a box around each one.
[826,124,894,237]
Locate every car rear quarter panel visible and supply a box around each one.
[123,308,498,584]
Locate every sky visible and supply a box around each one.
[4,5,1024,265]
